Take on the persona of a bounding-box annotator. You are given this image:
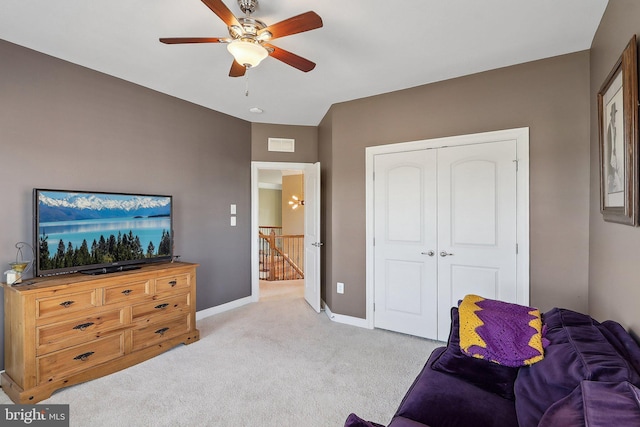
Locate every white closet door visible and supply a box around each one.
[372,138,521,341]
[436,141,518,340]
[373,149,438,339]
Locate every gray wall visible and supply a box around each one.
[0,40,252,370]
[321,52,591,318]
[589,1,640,336]
[251,122,318,163]
[258,188,282,227]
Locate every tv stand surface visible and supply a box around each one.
[81,264,141,275]
[1,261,199,404]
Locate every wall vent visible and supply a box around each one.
[268,138,295,153]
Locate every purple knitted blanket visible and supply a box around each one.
[458,294,546,367]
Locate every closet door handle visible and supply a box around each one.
[421,251,435,257]
[439,251,454,257]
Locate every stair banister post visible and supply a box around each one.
[269,230,276,281]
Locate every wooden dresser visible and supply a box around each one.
[1,261,199,403]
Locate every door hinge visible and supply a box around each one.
[513,159,519,171]
[516,243,519,254]
[373,302,375,312]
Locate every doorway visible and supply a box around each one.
[365,128,530,341]
[258,169,304,282]
[251,162,321,312]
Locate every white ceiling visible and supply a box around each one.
[259,169,300,187]
[0,0,608,126]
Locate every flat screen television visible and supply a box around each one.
[34,188,173,277]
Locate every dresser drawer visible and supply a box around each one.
[37,334,125,385]
[36,290,98,320]
[37,309,125,355]
[131,293,190,324]
[131,315,190,352]
[155,274,190,293]
[103,280,152,305]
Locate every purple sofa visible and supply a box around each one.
[345,307,640,427]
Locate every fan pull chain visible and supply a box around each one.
[245,71,250,97]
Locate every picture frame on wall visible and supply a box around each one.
[598,35,639,226]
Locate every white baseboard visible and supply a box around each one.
[322,300,371,329]
[196,296,253,321]
[195,296,370,329]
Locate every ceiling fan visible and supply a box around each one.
[160,0,323,77]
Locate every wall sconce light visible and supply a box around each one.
[289,195,304,210]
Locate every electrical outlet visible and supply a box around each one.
[337,282,344,294]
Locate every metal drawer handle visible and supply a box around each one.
[155,303,169,310]
[73,351,95,361]
[155,327,170,336]
[121,289,133,295]
[73,322,95,331]
[168,280,177,287]
[59,300,75,308]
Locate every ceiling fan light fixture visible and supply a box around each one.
[159,1,322,77]
[227,40,268,68]
[229,25,244,39]
[256,30,272,42]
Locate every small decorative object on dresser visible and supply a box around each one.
[1,261,200,404]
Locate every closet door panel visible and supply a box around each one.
[373,150,438,339]
[436,141,518,340]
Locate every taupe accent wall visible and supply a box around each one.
[589,1,640,336]
[281,174,304,235]
[251,122,318,163]
[0,40,252,370]
[321,52,591,319]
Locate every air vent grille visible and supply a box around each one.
[268,138,295,153]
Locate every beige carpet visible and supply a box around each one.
[0,280,442,426]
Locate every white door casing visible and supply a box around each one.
[251,161,322,312]
[366,128,529,340]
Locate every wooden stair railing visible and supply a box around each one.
[259,228,304,281]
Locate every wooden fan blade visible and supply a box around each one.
[260,11,322,40]
[160,37,227,44]
[229,60,246,77]
[201,0,240,28]
[264,43,316,72]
